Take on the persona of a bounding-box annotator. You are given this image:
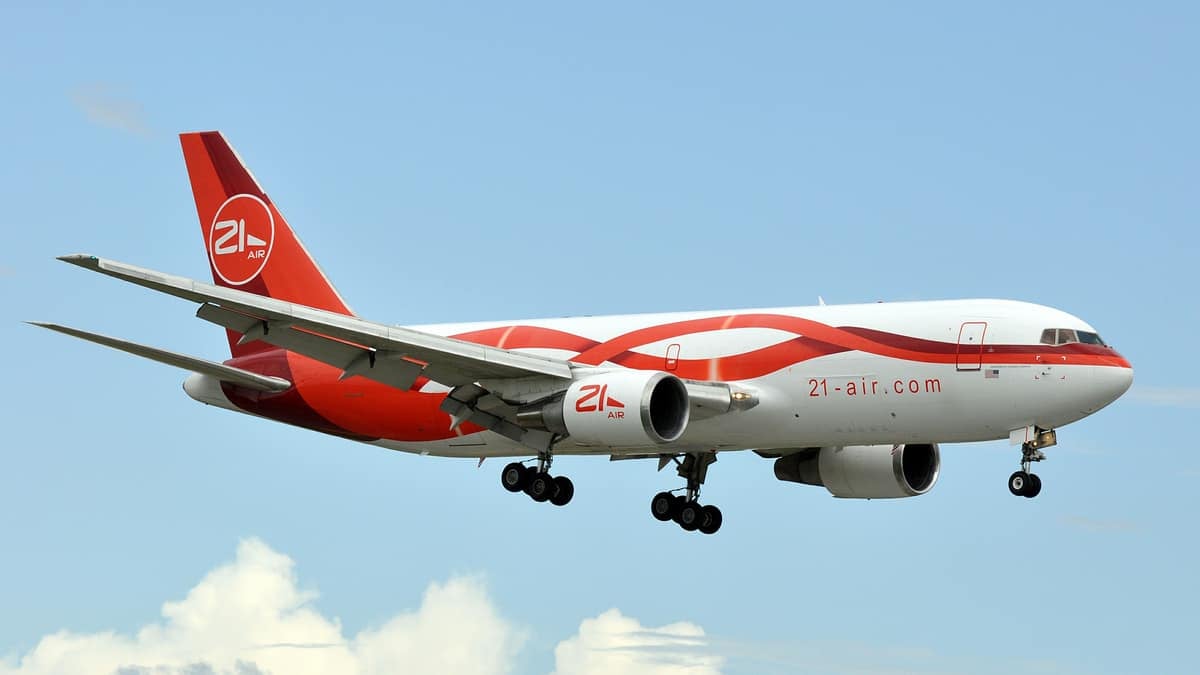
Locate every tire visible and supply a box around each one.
[501,463,528,493]
[651,492,675,522]
[1024,473,1042,498]
[678,502,702,532]
[698,505,723,535]
[670,495,688,524]
[528,472,555,502]
[550,476,575,506]
[1008,471,1028,497]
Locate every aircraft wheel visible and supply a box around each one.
[1008,471,1030,497]
[698,505,723,535]
[670,495,688,524]
[501,462,528,493]
[651,492,676,522]
[550,476,574,506]
[528,472,555,502]
[678,501,703,532]
[1024,473,1042,498]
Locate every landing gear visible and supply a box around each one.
[550,475,574,506]
[651,452,724,534]
[501,462,527,492]
[1008,470,1042,498]
[650,491,678,521]
[1008,429,1054,499]
[500,455,574,507]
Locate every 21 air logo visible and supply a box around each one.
[208,193,275,286]
[575,384,626,419]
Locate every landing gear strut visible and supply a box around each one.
[651,452,723,534]
[501,452,573,507]
[1008,429,1055,498]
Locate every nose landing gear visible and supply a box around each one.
[1008,429,1054,498]
[1008,469,1042,498]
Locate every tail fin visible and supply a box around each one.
[180,131,353,357]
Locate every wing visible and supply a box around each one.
[28,321,291,392]
[57,254,574,391]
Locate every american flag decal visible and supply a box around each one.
[985,368,1000,379]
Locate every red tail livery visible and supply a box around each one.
[180,131,354,356]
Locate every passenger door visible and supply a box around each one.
[956,322,987,371]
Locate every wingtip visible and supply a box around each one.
[56,254,101,268]
[26,321,66,333]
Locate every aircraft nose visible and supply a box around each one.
[1086,362,1133,413]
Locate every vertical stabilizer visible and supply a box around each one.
[180,131,354,357]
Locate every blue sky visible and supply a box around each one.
[1,2,1197,673]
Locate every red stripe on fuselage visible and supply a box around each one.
[220,314,1130,444]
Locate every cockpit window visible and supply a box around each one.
[1039,328,1107,346]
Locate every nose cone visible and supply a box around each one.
[1084,359,1134,414]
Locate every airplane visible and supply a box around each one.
[31,131,1134,535]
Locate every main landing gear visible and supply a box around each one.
[1008,429,1056,499]
[501,453,573,507]
[651,452,723,535]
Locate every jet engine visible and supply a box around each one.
[773,444,940,499]
[521,371,690,448]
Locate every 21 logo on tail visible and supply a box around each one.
[208,193,275,286]
[213,219,267,256]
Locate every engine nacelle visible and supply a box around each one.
[538,371,690,448]
[773,444,940,499]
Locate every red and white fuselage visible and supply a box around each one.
[184,298,1132,457]
[37,131,1132,531]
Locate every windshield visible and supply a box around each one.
[1040,328,1107,346]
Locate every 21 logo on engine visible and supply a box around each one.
[574,384,625,419]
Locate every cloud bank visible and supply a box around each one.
[553,610,722,675]
[0,539,721,675]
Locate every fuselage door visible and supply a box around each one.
[956,322,987,371]
[665,343,680,371]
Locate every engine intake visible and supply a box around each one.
[773,444,940,499]
[531,371,690,448]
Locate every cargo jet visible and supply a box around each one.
[32,132,1133,534]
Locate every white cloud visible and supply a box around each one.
[552,609,722,675]
[70,84,152,137]
[0,540,721,675]
[0,538,524,675]
[1129,385,1200,408]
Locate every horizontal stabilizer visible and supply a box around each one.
[28,322,292,393]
